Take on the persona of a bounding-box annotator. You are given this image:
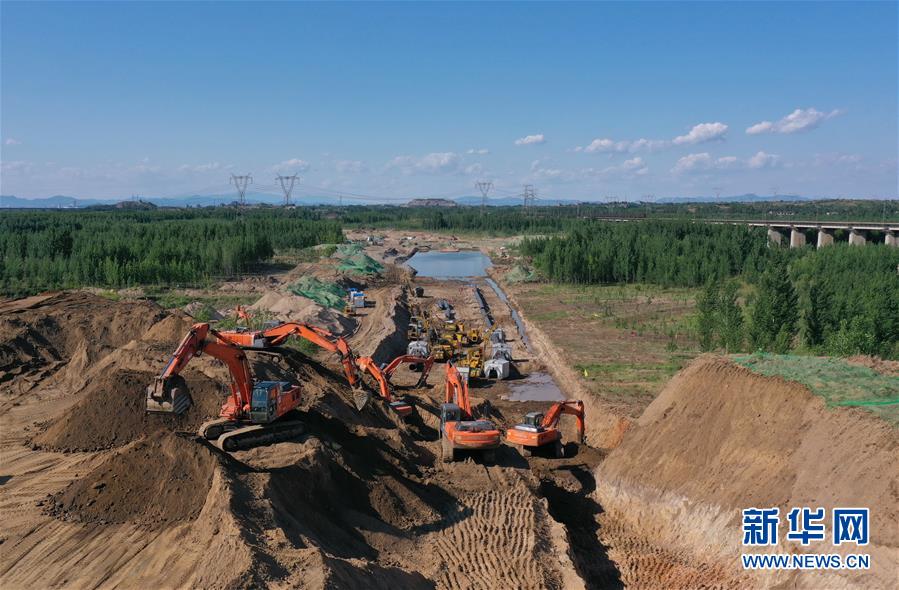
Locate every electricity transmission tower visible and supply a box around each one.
[230,174,253,207]
[475,180,493,212]
[276,174,299,206]
[522,184,536,210]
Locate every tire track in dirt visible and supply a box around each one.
[428,484,551,590]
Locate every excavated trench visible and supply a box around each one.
[538,464,623,590]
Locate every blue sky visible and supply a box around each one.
[1,1,896,201]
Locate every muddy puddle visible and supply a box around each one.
[504,372,565,402]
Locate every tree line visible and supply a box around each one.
[520,220,898,358]
[0,209,342,296]
[519,221,769,287]
[696,246,899,358]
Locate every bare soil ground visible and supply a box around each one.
[2,231,895,589]
[0,289,591,589]
[596,356,898,589]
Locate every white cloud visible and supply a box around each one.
[464,163,484,176]
[335,160,367,174]
[672,122,729,145]
[466,148,489,155]
[1,160,35,174]
[746,108,843,135]
[514,134,546,146]
[577,122,727,154]
[672,151,780,174]
[583,138,630,153]
[178,162,223,173]
[271,158,311,173]
[387,152,461,175]
[629,138,669,152]
[747,151,780,169]
[594,156,649,177]
[529,155,649,183]
[4,138,22,146]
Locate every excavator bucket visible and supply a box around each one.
[351,386,372,411]
[146,376,193,415]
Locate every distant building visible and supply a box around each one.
[406,198,458,208]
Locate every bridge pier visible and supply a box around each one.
[886,231,898,247]
[848,228,866,246]
[790,227,806,248]
[816,228,834,249]
[767,227,785,247]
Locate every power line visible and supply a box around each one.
[275,174,299,206]
[230,174,253,207]
[475,180,493,212]
[521,184,536,210]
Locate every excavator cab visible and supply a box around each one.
[249,382,280,423]
[522,412,545,430]
[146,376,193,415]
[440,402,463,427]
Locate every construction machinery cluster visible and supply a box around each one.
[147,282,584,462]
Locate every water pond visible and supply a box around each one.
[407,251,492,278]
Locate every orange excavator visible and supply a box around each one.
[382,354,436,389]
[355,356,414,418]
[234,305,252,325]
[146,323,307,451]
[440,361,501,463]
[217,322,369,410]
[505,400,585,458]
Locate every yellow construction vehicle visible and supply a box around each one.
[464,347,484,378]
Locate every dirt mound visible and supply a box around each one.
[0,291,166,393]
[33,368,224,451]
[47,431,217,528]
[349,286,410,364]
[847,354,899,377]
[141,311,195,343]
[595,355,899,589]
[249,290,356,335]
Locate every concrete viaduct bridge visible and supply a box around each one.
[743,220,899,248]
[585,216,899,249]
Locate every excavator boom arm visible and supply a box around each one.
[257,323,360,388]
[383,354,435,387]
[445,362,472,418]
[542,400,586,443]
[150,323,255,417]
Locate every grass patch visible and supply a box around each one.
[731,353,899,426]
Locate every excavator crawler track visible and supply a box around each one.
[198,418,307,452]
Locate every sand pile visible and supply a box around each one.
[595,355,899,589]
[33,368,225,451]
[249,290,355,335]
[140,311,195,343]
[0,292,166,392]
[47,430,217,528]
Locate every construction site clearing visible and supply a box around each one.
[0,230,896,590]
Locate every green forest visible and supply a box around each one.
[0,209,342,296]
[2,204,897,358]
[521,220,899,358]
[519,221,769,286]
[334,198,899,233]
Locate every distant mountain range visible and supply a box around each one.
[0,192,340,208]
[0,192,865,209]
[655,193,812,204]
[454,195,578,206]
